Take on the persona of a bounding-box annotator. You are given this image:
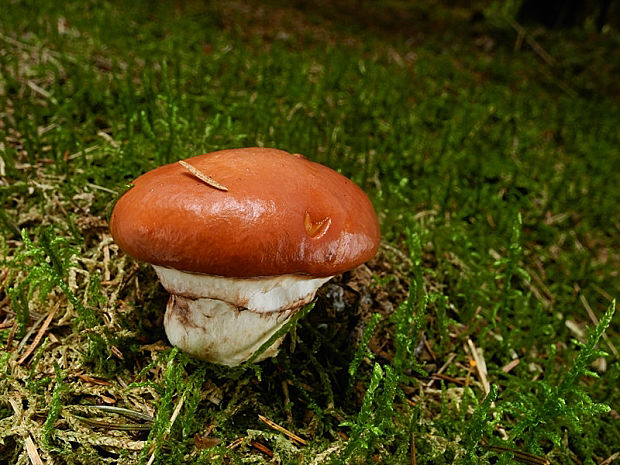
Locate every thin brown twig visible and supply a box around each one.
[487,445,549,465]
[410,432,417,465]
[431,373,467,386]
[250,440,273,457]
[599,452,619,465]
[16,312,47,353]
[592,285,613,302]
[258,414,307,446]
[506,19,556,66]
[502,358,520,374]
[71,415,152,431]
[281,380,294,426]
[423,337,437,363]
[228,437,245,450]
[179,160,228,191]
[85,405,154,422]
[426,353,457,388]
[76,373,112,386]
[0,320,15,329]
[5,321,17,349]
[0,268,10,295]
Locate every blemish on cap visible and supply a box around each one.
[304,211,331,239]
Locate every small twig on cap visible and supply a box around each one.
[179,160,228,191]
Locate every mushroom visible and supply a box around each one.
[110,147,380,366]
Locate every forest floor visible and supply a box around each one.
[0,1,618,464]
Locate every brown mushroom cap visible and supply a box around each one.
[110,147,380,278]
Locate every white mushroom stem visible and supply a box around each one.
[153,265,332,366]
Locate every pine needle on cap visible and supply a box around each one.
[179,160,228,191]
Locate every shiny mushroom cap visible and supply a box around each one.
[110,147,380,278]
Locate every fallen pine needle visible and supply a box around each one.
[228,437,245,450]
[487,445,549,465]
[17,303,60,365]
[432,373,466,385]
[179,160,228,191]
[5,321,17,350]
[76,373,112,386]
[600,452,619,465]
[502,358,520,374]
[426,353,456,388]
[281,380,294,426]
[258,414,307,446]
[250,440,273,457]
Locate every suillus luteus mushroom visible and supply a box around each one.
[110,147,380,366]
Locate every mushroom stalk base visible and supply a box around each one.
[164,295,297,366]
[155,266,332,366]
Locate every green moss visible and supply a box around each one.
[0,0,617,463]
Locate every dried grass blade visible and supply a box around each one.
[467,338,490,394]
[146,395,185,465]
[17,303,60,365]
[24,435,44,465]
